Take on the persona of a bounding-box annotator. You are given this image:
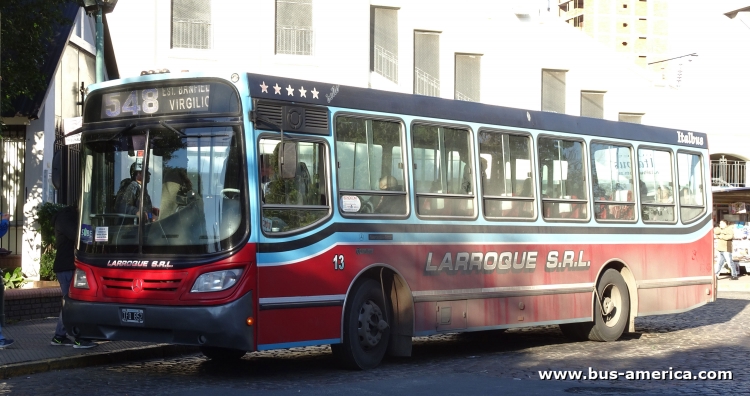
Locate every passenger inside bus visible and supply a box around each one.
[259,153,275,203]
[159,144,198,220]
[374,175,405,214]
[114,162,159,223]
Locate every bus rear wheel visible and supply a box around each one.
[589,269,630,341]
[200,346,247,361]
[333,278,391,370]
[559,269,630,342]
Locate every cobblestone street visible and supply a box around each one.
[1,292,748,395]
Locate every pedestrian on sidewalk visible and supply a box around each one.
[715,219,739,281]
[51,205,97,349]
[0,212,15,348]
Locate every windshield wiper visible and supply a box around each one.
[107,123,136,142]
[159,120,186,137]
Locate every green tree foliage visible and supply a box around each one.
[0,0,77,122]
[35,202,66,251]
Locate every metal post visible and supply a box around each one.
[95,7,104,83]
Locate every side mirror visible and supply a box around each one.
[280,142,297,179]
[51,150,63,191]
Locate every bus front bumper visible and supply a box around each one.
[62,291,255,351]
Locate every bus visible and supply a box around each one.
[61,71,714,370]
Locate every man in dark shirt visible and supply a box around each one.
[50,206,96,349]
[115,162,158,223]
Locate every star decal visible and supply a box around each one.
[311,87,319,99]
[260,81,268,93]
[273,83,281,95]
[299,86,307,98]
[286,84,295,96]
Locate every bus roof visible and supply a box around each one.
[246,73,708,150]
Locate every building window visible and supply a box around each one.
[581,91,604,118]
[542,69,566,113]
[371,7,398,84]
[619,113,643,124]
[558,0,583,14]
[414,31,440,97]
[567,14,584,28]
[455,54,481,102]
[171,0,212,49]
[276,0,313,55]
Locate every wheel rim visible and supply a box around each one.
[600,283,622,328]
[357,299,384,350]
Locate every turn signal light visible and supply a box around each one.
[246,317,254,326]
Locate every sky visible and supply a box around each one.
[652,0,750,151]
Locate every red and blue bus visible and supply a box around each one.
[62,71,714,369]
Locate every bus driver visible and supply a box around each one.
[115,162,160,223]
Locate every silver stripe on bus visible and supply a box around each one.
[258,294,346,310]
[636,276,713,289]
[259,294,346,304]
[412,282,595,303]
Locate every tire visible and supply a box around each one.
[559,269,630,342]
[200,346,247,361]
[589,269,630,341]
[333,278,391,370]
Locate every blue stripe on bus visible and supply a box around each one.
[257,215,712,254]
[257,338,340,351]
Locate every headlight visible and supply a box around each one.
[73,268,90,289]
[190,269,243,293]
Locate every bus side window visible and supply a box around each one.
[538,137,588,220]
[479,131,534,219]
[413,124,474,218]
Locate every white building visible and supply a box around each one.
[108,0,660,123]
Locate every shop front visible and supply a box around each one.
[713,187,750,274]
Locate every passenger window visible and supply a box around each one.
[259,138,328,233]
[538,137,588,220]
[479,131,534,219]
[412,124,474,217]
[638,148,675,222]
[677,152,705,223]
[335,117,406,215]
[590,143,635,221]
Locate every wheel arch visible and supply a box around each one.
[592,259,638,333]
[341,263,414,357]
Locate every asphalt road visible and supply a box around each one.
[1,292,747,396]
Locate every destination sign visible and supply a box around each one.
[100,84,211,119]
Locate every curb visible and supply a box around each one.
[0,344,199,379]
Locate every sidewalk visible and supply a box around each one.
[717,272,750,292]
[0,317,196,378]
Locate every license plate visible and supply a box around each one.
[121,308,144,324]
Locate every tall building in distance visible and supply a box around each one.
[557,0,671,76]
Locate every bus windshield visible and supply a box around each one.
[79,125,246,256]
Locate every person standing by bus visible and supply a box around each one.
[50,206,97,348]
[715,220,738,281]
[0,213,14,348]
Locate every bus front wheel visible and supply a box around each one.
[200,346,246,361]
[333,278,391,370]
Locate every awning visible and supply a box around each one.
[712,187,750,205]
